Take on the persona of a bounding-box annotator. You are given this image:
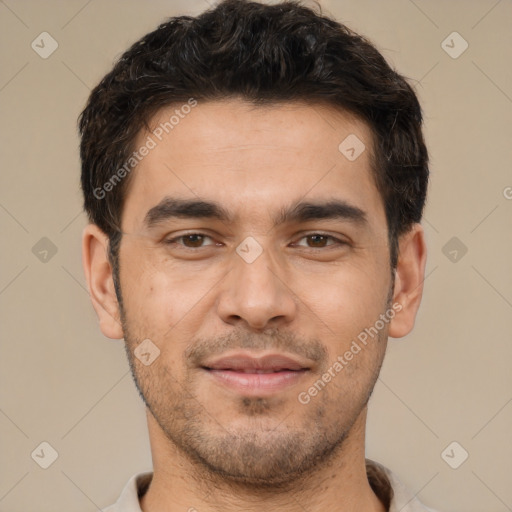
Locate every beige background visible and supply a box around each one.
[1,0,511,510]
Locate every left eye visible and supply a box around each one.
[292,234,345,248]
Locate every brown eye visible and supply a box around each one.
[306,235,330,247]
[165,233,215,248]
[183,234,205,247]
[293,234,346,249]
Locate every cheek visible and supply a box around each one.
[125,271,179,328]
[298,264,390,367]
[119,251,174,330]
[304,260,387,321]
[120,252,220,342]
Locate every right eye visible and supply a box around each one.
[163,233,220,249]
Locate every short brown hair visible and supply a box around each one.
[78,0,429,271]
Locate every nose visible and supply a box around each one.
[215,244,297,331]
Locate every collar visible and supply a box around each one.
[103,459,439,512]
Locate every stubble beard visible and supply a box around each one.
[121,319,387,491]
[112,247,392,489]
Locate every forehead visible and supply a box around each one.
[122,99,385,232]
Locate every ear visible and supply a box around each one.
[82,224,124,339]
[388,223,427,338]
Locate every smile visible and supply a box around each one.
[203,368,309,395]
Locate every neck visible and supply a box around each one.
[140,407,386,512]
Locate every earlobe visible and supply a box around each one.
[82,224,124,339]
[388,223,427,339]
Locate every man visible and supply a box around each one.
[79,0,437,510]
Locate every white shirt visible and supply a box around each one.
[102,459,440,512]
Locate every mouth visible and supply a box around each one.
[201,352,311,395]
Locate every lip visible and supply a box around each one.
[203,352,310,372]
[201,351,311,396]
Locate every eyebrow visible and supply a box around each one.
[144,196,368,229]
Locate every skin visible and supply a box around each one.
[82,99,427,512]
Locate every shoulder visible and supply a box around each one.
[101,472,153,512]
[366,459,442,512]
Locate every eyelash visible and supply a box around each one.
[163,233,348,250]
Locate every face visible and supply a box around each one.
[115,100,395,485]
